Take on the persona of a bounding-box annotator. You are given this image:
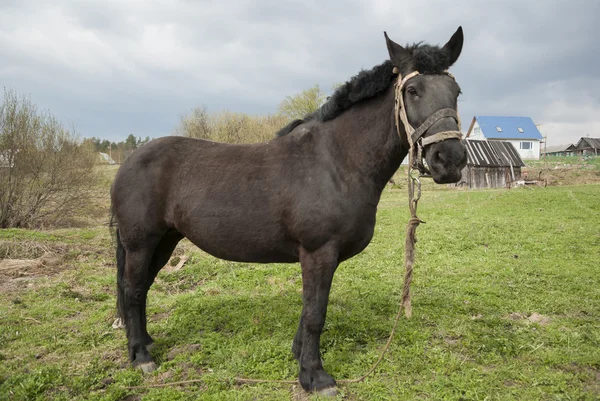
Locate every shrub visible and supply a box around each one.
[174,106,289,144]
[0,89,98,228]
[174,84,327,144]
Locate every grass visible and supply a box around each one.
[0,184,599,400]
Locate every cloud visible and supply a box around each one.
[0,0,598,144]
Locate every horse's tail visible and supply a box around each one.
[115,227,126,320]
[110,192,126,321]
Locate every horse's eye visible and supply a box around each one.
[407,87,418,96]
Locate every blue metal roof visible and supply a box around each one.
[475,116,543,140]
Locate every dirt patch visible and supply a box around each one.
[506,312,552,326]
[148,311,170,323]
[0,239,74,260]
[100,349,123,363]
[527,312,551,326]
[444,336,461,346]
[507,312,526,321]
[0,251,65,292]
[559,364,600,396]
[523,165,600,186]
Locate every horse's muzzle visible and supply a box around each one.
[425,139,467,183]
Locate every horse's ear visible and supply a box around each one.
[384,32,411,69]
[442,26,463,66]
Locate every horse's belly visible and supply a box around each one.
[177,215,298,264]
[338,223,376,262]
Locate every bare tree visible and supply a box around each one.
[174,105,212,140]
[0,89,98,228]
[175,106,287,144]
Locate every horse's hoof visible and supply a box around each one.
[316,386,339,397]
[139,362,158,374]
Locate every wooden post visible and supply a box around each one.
[509,160,515,181]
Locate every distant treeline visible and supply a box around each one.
[82,134,150,163]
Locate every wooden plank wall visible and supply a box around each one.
[451,167,522,189]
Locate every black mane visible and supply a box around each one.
[400,42,452,74]
[276,42,451,137]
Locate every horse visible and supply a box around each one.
[111,27,467,396]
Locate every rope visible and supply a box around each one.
[402,166,423,320]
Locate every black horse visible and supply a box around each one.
[111,27,467,396]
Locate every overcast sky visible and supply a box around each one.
[1,0,598,146]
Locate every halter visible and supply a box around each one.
[393,69,463,175]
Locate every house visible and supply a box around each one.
[0,149,18,168]
[98,152,116,165]
[571,137,600,156]
[466,116,544,160]
[450,139,525,189]
[542,144,575,157]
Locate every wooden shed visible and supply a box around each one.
[542,144,575,157]
[571,137,600,156]
[450,140,525,189]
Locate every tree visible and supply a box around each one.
[137,136,150,147]
[100,139,111,152]
[174,105,212,140]
[124,134,137,150]
[0,89,98,228]
[278,85,327,120]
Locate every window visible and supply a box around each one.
[496,126,503,132]
[517,127,524,133]
[520,142,532,150]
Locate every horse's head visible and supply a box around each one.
[385,27,468,184]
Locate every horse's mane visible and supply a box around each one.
[276,42,451,137]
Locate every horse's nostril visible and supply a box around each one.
[435,151,447,164]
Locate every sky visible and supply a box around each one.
[1,0,598,146]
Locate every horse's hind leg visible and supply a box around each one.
[119,243,158,373]
[140,231,183,349]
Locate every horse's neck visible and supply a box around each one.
[326,85,408,191]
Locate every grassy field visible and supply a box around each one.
[1,182,599,400]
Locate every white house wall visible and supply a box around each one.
[469,121,486,140]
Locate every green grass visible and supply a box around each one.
[1,185,599,400]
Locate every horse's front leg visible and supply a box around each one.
[294,244,339,396]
